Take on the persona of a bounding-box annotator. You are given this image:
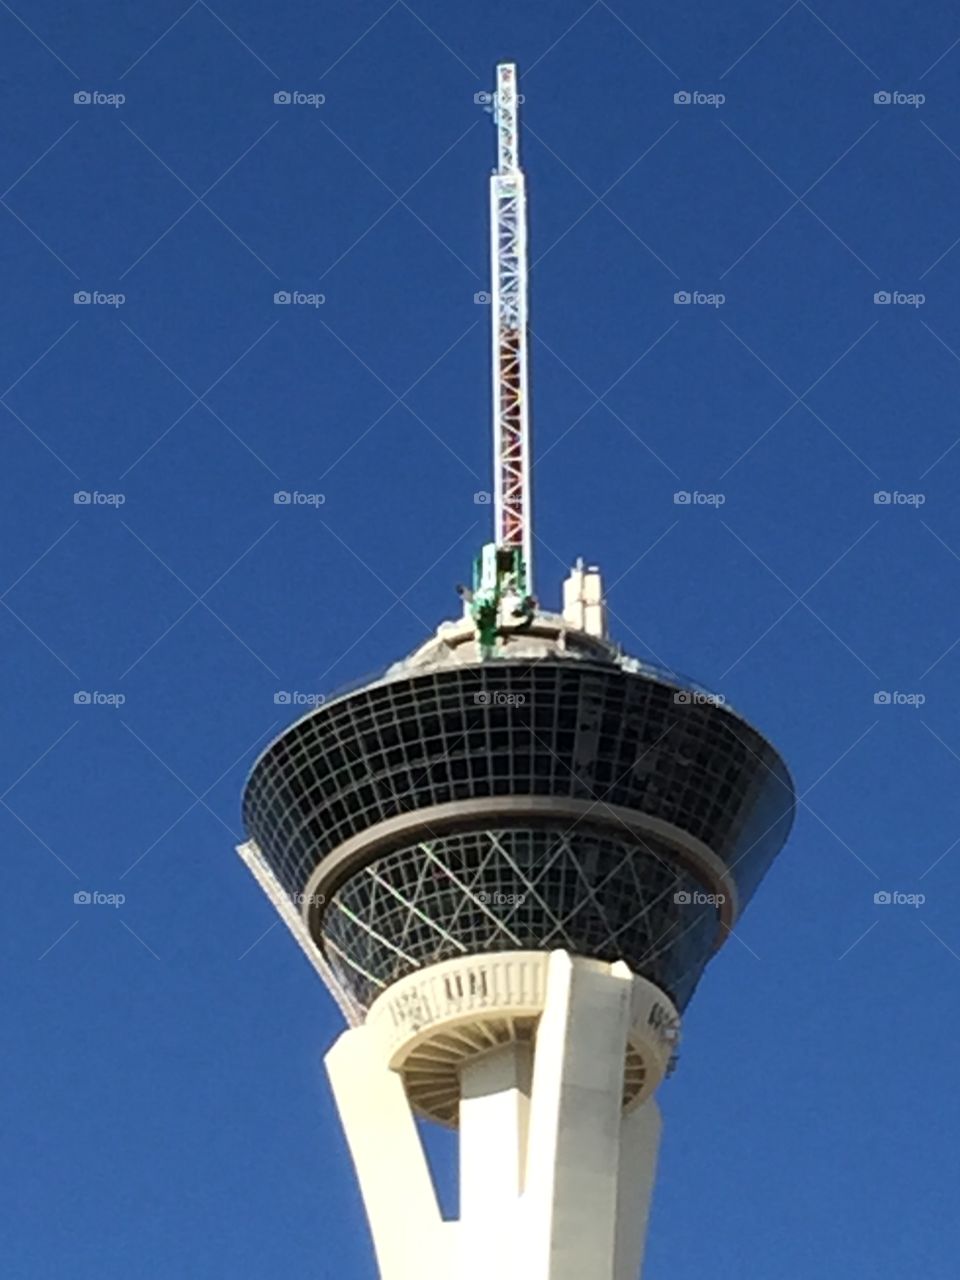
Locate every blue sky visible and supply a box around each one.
[3,1,960,1275]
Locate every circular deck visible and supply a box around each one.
[243,653,794,1014]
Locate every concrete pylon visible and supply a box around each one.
[325,950,674,1280]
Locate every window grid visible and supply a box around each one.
[242,660,794,1012]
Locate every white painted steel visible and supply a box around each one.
[491,62,533,590]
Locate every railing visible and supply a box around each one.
[315,646,729,711]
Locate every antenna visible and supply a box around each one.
[490,62,533,591]
[459,64,535,658]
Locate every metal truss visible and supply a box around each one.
[490,62,533,590]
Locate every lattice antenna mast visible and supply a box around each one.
[490,62,533,594]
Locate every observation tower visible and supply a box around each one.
[237,63,795,1280]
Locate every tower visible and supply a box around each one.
[237,63,795,1280]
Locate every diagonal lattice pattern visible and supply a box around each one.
[323,826,719,1011]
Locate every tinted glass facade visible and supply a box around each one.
[242,659,794,1012]
[322,826,720,1010]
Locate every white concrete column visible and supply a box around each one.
[326,1024,453,1279]
[325,952,673,1280]
[459,1040,533,1277]
[614,1099,661,1280]
[524,953,635,1280]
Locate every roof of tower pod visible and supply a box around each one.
[241,583,795,1022]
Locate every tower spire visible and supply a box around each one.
[490,62,533,592]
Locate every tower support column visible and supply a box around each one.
[524,954,640,1279]
[325,951,675,1280]
[459,1040,532,1277]
[325,1023,454,1277]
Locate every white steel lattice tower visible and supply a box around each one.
[236,63,795,1280]
[490,62,533,584]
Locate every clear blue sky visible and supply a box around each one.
[3,1,960,1275]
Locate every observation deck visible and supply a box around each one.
[242,612,795,1015]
